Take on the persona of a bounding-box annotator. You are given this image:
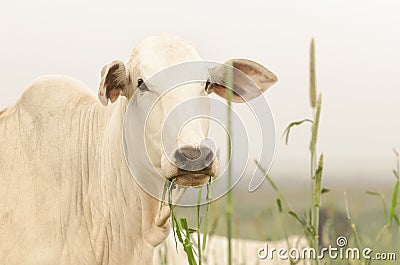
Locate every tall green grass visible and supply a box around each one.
[256,38,325,265]
[225,61,234,265]
[343,150,400,265]
[364,149,400,263]
[255,38,400,265]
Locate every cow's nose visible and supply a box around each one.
[173,146,214,171]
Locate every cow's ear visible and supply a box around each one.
[98,61,132,106]
[207,59,277,103]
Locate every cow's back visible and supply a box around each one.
[0,76,99,264]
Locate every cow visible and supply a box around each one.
[0,34,277,264]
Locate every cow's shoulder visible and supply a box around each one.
[17,75,97,115]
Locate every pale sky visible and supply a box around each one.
[1,0,399,187]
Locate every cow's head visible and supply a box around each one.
[98,34,277,189]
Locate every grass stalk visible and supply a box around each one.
[390,149,400,248]
[202,182,212,252]
[168,185,198,265]
[255,160,303,265]
[390,149,400,228]
[310,153,323,264]
[255,160,290,210]
[260,38,324,265]
[308,38,321,265]
[366,149,400,250]
[309,38,317,109]
[197,189,202,265]
[165,177,213,265]
[344,192,366,265]
[180,218,197,265]
[163,180,198,265]
[225,63,233,265]
[366,191,389,227]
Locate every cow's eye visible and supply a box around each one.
[137,78,149,92]
[204,80,211,94]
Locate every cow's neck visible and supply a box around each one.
[78,97,170,265]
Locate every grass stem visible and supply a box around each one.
[225,63,233,265]
[197,189,202,265]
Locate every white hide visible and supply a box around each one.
[0,76,167,264]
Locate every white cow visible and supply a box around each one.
[0,34,277,264]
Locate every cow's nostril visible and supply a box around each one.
[180,147,201,160]
[200,146,214,165]
[174,150,186,167]
[205,151,213,164]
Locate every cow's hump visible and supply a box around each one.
[17,75,96,117]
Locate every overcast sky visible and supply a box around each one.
[1,0,399,187]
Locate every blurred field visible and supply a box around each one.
[176,180,398,264]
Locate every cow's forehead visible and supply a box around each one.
[129,34,202,79]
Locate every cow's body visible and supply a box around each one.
[0,76,162,264]
[0,34,278,265]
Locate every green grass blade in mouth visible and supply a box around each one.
[197,188,202,265]
[159,180,169,215]
[180,218,197,265]
[202,182,211,252]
